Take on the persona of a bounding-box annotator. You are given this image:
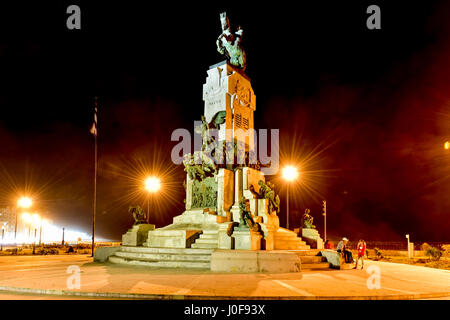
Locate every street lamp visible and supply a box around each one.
[144,176,161,224]
[406,234,411,259]
[444,141,450,150]
[17,197,33,209]
[1,223,6,251]
[30,213,41,255]
[16,196,33,241]
[282,166,299,230]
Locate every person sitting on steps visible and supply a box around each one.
[336,237,354,264]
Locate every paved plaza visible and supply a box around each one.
[0,255,448,299]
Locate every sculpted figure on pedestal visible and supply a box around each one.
[129,206,147,225]
[239,199,260,232]
[216,12,247,70]
[251,180,281,215]
[302,208,316,229]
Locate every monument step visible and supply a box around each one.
[202,230,219,235]
[275,239,308,246]
[274,243,311,250]
[115,251,211,262]
[274,238,310,248]
[109,256,210,269]
[299,255,327,263]
[195,238,218,244]
[292,249,322,256]
[191,242,218,249]
[301,262,331,270]
[274,234,306,241]
[199,234,219,240]
[120,246,214,255]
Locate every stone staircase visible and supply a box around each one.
[294,249,331,270]
[274,228,311,250]
[108,246,213,269]
[191,230,219,249]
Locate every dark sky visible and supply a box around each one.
[0,1,449,242]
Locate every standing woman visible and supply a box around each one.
[355,239,366,269]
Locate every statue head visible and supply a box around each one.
[304,208,311,215]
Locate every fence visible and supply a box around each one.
[345,241,449,251]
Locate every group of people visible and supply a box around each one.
[324,238,366,269]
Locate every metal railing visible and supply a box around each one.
[345,241,449,251]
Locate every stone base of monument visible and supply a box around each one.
[272,228,311,250]
[300,228,324,249]
[145,229,203,248]
[108,246,213,269]
[231,227,263,250]
[122,224,155,247]
[210,250,301,273]
[106,246,331,271]
[144,209,223,249]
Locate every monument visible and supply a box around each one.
[105,12,329,272]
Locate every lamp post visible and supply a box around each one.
[282,166,299,230]
[32,228,37,255]
[16,196,33,241]
[144,176,161,224]
[1,225,5,251]
[406,234,411,259]
[38,217,44,246]
[322,200,327,242]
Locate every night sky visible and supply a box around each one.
[0,1,449,242]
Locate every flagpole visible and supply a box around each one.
[91,97,98,258]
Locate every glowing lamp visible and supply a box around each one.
[144,176,161,193]
[17,197,33,209]
[282,166,299,182]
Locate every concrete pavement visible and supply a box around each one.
[0,255,448,299]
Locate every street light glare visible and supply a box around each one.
[21,212,32,223]
[32,213,41,225]
[144,176,161,193]
[282,166,299,182]
[17,197,33,209]
[445,141,450,150]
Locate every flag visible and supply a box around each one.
[90,97,98,136]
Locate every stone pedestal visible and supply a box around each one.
[203,61,256,153]
[216,168,234,216]
[145,229,201,248]
[302,228,324,249]
[210,250,301,273]
[122,224,155,247]
[261,225,276,251]
[232,227,262,250]
[230,168,243,223]
[218,222,233,249]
